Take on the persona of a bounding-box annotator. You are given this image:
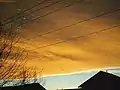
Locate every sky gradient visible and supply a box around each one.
[3,67,120,90]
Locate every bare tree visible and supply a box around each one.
[0,18,43,89]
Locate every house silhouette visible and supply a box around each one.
[62,71,120,90]
[79,71,120,90]
[0,83,46,90]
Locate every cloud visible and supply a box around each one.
[1,0,120,74]
[48,51,81,61]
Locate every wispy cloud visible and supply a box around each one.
[48,51,82,61]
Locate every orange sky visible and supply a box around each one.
[1,0,120,76]
[18,18,120,76]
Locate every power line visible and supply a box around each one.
[2,0,83,32]
[16,0,84,27]
[2,0,48,23]
[3,1,120,50]
[21,8,120,42]
[19,0,84,45]
[30,24,120,51]
[28,24,120,66]
[2,0,62,25]
[19,8,120,47]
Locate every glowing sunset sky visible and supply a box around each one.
[1,0,120,76]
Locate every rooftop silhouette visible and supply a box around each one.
[1,83,46,90]
[78,71,120,90]
[62,71,120,90]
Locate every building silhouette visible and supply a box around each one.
[62,71,120,90]
[1,83,46,90]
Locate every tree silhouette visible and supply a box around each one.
[0,17,43,90]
